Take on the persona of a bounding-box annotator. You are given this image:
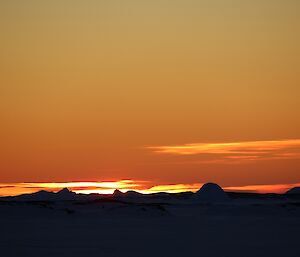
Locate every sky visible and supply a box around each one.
[0,1,300,195]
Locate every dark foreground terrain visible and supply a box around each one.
[0,192,300,257]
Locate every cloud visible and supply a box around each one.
[147,139,300,163]
[224,183,300,194]
[141,183,203,193]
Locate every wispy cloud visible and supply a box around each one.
[224,183,300,194]
[147,139,300,163]
[140,183,203,194]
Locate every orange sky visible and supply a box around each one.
[0,1,299,195]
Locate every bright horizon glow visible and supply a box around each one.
[1,180,300,197]
[1,1,300,191]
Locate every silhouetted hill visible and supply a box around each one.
[1,188,78,201]
[227,192,284,200]
[286,187,300,195]
[194,183,229,202]
[2,184,300,203]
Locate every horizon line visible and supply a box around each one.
[1,180,300,197]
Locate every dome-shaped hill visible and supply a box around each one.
[194,183,229,203]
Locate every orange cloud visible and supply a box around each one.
[224,183,300,194]
[139,183,203,194]
[147,139,300,163]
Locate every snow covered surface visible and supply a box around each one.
[0,187,300,257]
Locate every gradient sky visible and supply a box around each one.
[0,1,300,193]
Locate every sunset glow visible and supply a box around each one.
[1,181,299,197]
[1,1,300,197]
[1,2,300,257]
[223,183,300,194]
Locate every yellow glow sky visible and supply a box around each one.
[0,1,300,195]
[2,180,300,197]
